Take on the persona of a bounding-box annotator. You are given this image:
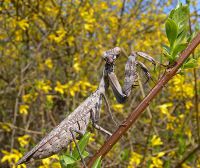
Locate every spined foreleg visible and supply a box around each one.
[107,51,156,103]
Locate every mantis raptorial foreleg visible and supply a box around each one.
[106,51,156,103]
[136,61,152,84]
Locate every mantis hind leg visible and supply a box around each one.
[90,110,112,136]
[69,127,87,168]
[100,93,119,126]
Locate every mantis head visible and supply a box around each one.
[103,47,121,64]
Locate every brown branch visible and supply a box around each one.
[87,32,200,167]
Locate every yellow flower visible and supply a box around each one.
[45,58,53,69]
[17,135,30,147]
[22,93,38,103]
[99,2,108,9]
[1,149,26,168]
[36,80,52,93]
[84,23,94,31]
[18,19,29,30]
[73,62,80,72]
[128,152,142,168]
[157,103,173,116]
[156,152,165,158]
[185,128,192,140]
[168,151,176,157]
[150,135,163,146]
[173,74,184,85]
[39,155,61,168]
[19,105,29,115]
[15,30,23,41]
[112,104,124,113]
[73,54,80,72]
[48,28,66,43]
[183,84,194,98]
[197,156,200,168]
[166,122,174,130]
[0,122,11,132]
[67,35,75,46]
[89,133,96,143]
[46,95,53,103]
[182,163,192,168]
[185,101,193,110]
[54,81,68,95]
[169,74,194,99]
[197,57,200,67]
[22,94,32,103]
[150,156,163,168]
[69,89,75,97]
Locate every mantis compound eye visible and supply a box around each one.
[113,47,121,55]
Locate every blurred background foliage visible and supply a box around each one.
[0,0,200,167]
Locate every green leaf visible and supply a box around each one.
[59,154,77,167]
[176,28,188,43]
[169,5,189,28]
[61,155,77,165]
[75,150,90,161]
[164,160,171,168]
[165,18,178,47]
[178,136,186,155]
[171,43,187,58]
[82,150,90,158]
[72,132,91,159]
[92,156,102,168]
[176,0,182,8]
[162,44,170,54]
[120,149,130,161]
[163,51,174,63]
[195,23,200,32]
[182,58,197,69]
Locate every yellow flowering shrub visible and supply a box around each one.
[1,149,26,168]
[0,0,199,167]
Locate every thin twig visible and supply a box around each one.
[10,86,22,150]
[0,122,43,135]
[175,145,200,168]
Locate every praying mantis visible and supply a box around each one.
[17,47,156,167]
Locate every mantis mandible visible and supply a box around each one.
[17,47,156,167]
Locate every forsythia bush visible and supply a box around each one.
[0,0,200,167]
